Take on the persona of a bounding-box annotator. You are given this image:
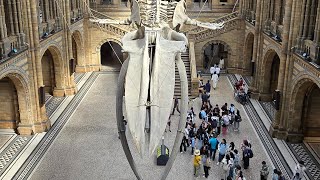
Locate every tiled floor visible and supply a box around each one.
[30,74,273,180]
[1,72,318,179]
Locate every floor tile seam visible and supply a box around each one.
[12,72,99,180]
[226,74,292,178]
[286,143,318,179]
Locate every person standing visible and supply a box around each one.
[234,110,241,131]
[242,140,253,169]
[219,56,225,69]
[194,150,201,177]
[292,161,306,180]
[217,139,228,165]
[211,71,219,90]
[260,161,269,180]
[209,135,219,161]
[203,152,211,178]
[171,97,180,115]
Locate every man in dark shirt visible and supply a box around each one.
[171,97,180,115]
[204,80,211,97]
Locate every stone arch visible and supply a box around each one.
[72,30,84,67]
[200,40,232,69]
[97,39,124,70]
[260,48,281,97]
[288,73,320,138]
[40,45,65,92]
[244,32,254,75]
[0,66,32,128]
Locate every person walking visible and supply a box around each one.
[180,136,187,153]
[260,161,269,180]
[204,80,211,97]
[234,109,242,131]
[210,65,216,77]
[215,64,221,77]
[194,150,201,177]
[171,97,180,115]
[292,161,306,180]
[211,71,219,90]
[209,135,219,161]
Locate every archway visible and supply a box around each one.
[290,78,320,141]
[100,41,123,70]
[41,50,56,95]
[0,73,30,133]
[0,77,19,132]
[301,85,320,138]
[72,31,83,68]
[261,50,280,100]
[72,35,78,66]
[244,33,254,76]
[202,42,229,70]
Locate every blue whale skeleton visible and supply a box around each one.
[89,0,224,179]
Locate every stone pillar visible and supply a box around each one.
[12,0,19,35]
[44,0,50,23]
[7,0,15,36]
[302,0,311,38]
[0,0,8,39]
[307,0,316,39]
[270,0,293,138]
[65,0,77,95]
[314,5,320,44]
[297,0,307,52]
[250,0,262,96]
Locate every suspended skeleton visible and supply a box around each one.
[90,1,224,179]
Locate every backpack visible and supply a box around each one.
[235,115,242,122]
[248,148,253,158]
[211,117,217,128]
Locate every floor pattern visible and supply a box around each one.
[308,143,320,159]
[0,136,31,176]
[259,101,276,121]
[287,143,320,180]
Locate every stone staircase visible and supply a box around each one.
[174,49,191,98]
[187,11,240,42]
